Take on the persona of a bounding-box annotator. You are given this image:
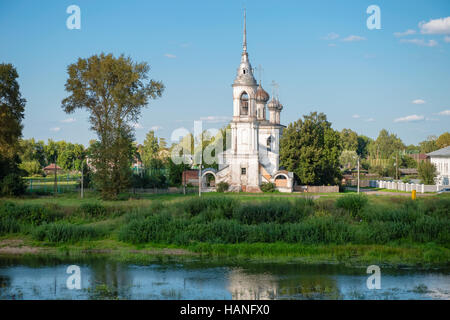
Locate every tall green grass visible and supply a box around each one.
[32,223,104,243]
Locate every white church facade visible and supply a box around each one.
[203,12,294,193]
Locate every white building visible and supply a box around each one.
[427,146,450,185]
[203,11,294,192]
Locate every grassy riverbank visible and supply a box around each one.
[0,192,449,268]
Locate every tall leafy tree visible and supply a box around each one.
[418,161,437,184]
[356,135,372,158]
[0,63,27,195]
[61,53,164,199]
[419,135,438,154]
[369,129,405,159]
[436,132,450,149]
[340,128,358,152]
[280,112,342,185]
[141,130,159,167]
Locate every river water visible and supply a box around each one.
[0,257,448,300]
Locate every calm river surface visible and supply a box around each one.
[0,256,448,300]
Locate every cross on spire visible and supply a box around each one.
[243,8,247,52]
[270,80,279,99]
[255,64,264,85]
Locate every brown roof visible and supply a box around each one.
[43,163,62,170]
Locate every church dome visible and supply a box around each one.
[267,98,280,109]
[255,84,270,103]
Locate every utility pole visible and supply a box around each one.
[396,153,399,180]
[357,156,360,194]
[80,160,84,199]
[53,156,58,196]
[198,162,202,197]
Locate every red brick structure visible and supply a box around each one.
[182,170,199,186]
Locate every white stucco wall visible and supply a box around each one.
[430,156,450,185]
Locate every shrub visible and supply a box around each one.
[0,217,21,235]
[183,196,238,218]
[260,182,276,193]
[335,194,368,218]
[32,223,103,243]
[1,173,27,196]
[79,202,107,217]
[0,202,62,225]
[216,182,229,193]
[418,161,437,185]
[234,200,302,224]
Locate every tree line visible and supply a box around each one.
[1,54,449,198]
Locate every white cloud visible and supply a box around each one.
[400,39,438,47]
[352,114,361,119]
[199,116,232,123]
[61,118,76,123]
[394,29,416,37]
[438,109,450,116]
[164,53,176,59]
[322,32,339,40]
[365,118,375,122]
[394,114,424,123]
[419,16,450,34]
[412,99,426,104]
[342,35,366,42]
[150,126,162,131]
[445,36,450,43]
[328,43,337,47]
[50,127,61,132]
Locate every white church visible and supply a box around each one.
[203,12,294,193]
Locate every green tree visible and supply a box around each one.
[340,150,358,169]
[369,129,405,159]
[436,132,450,149]
[356,135,372,158]
[417,161,437,184]
[19,138,46,167]
[61,53,164,199]
[340,129,358,152]
[0,63,27,195]
[141,130,159,167]
[280,112,342,185]
[419,135,438,154]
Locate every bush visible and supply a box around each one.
[0,217,21,235]
[260,182,276,193]
[418,161,437,185]
[79,202,107,217]
[183,196,238,218]
[335,194,368,218]
[234,199,313,224]
[1,173,27,196]
[0,202,62,225]
[32,223,103,243]
[216,182,229,193]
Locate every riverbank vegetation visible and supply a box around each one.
[0,193,448,267]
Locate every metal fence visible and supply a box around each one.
[26,176,80,193]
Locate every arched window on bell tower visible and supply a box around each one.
[240,92,249,116]
[267,136,272,152]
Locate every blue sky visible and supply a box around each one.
[1,0,449,146]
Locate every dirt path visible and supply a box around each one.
[0,239,42,254]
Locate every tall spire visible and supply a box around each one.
[243,9,247,52]
[234,8,256,86]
